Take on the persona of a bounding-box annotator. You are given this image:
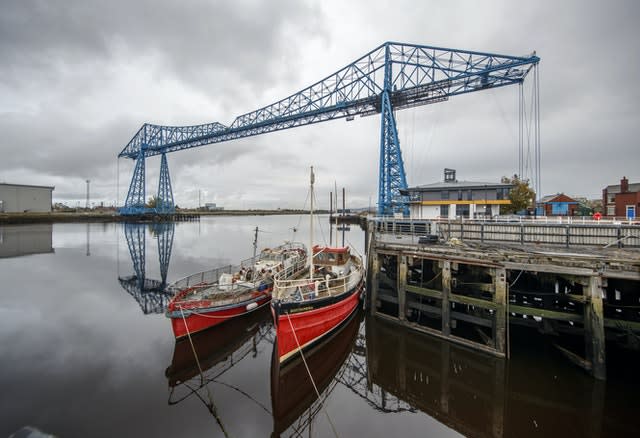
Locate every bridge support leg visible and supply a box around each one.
[157,222,175,287]
[122,150,146,215]
[157,153,175,214]
[124,223,146,285]
[378,90,409,217]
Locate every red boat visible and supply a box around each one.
[271,307,361,436]
[270,167,365,364]
[166,242,306,339]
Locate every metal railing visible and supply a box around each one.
[372,218,640,248]
[169,242,307,292]
[274,257,364,301]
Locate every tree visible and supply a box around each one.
[501,175,535,214]
[146,195,158,208]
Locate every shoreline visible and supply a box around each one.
[0,210,332,225]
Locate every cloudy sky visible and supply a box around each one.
[1,0,638,209]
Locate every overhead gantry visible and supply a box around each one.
[118,41,539,216]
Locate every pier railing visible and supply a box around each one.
[372,218,640,248]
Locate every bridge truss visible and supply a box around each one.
[118,222,175,314]
[118,42,539,216]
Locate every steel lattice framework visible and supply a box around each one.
[118,42,539,215]
[119,223,175,314]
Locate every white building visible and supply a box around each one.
[204,202,223,211]
[0,183,54,213]
[400,169,513,220]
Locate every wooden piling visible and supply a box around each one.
[585,275,606,380]
[442,260,452,336]
[398,255,407,321]
[493,267,507,354]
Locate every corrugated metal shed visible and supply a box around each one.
[0,183,55,213]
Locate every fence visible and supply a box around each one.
[373,218,640,248]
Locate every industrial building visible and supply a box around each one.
[0,224,54,258]
[0,183,54,213]
[400,169,513,220]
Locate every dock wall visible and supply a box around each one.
[366,219,640,380]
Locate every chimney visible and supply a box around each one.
[444,168,456,183]
[621,176,629,193]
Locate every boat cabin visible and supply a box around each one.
[313,245,350,265]
[312,245,353,277]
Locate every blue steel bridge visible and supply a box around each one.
[118,41,540,216]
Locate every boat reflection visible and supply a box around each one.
[0,224,54,258]
[166,305,271,389]
[118,222,175,314]
[165,304,274,436]
[365,315,611,438]
[270,309,361,437]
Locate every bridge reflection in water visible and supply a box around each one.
[118,222,175,314]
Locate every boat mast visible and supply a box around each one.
[334,180,338,246]
[252,226,258,260]
[309,166,314,280]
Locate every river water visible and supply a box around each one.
[0,216,638,437]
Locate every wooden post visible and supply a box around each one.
[585,275,606,380]
[369,252,379,316]
[440,342,450,415]
[398,325,407,392]
[492,358,506,438]
[398,254,407,321]
[589,379,606,437]
[442,260,451,336]
[493,267,507,354]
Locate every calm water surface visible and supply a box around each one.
[1,216,638,437]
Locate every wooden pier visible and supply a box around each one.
[365,219,640,380]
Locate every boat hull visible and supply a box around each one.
[168,291,271,339]
[271,279,363,364]
[271,307,360,435]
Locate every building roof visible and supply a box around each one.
[539,193,578,204]
[0,182,55,190]
[403,180,512,192]
[604,182,640,194]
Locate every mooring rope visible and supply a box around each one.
[285,313,339,438]
[179,306,230,437]
[180,306,205,382]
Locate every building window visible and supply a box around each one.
[466,190,473,201]
[440,205,449,217]
[457,190,463,201]
[456,204,469,217]
[441,191,449,200]
[497,188,504,200]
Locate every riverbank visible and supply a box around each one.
[0,209,329,225]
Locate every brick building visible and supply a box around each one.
[539,193,579,216]
[602,177,640,219]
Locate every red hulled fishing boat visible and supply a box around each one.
[166,242,306,339]
[270,167,365,364]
